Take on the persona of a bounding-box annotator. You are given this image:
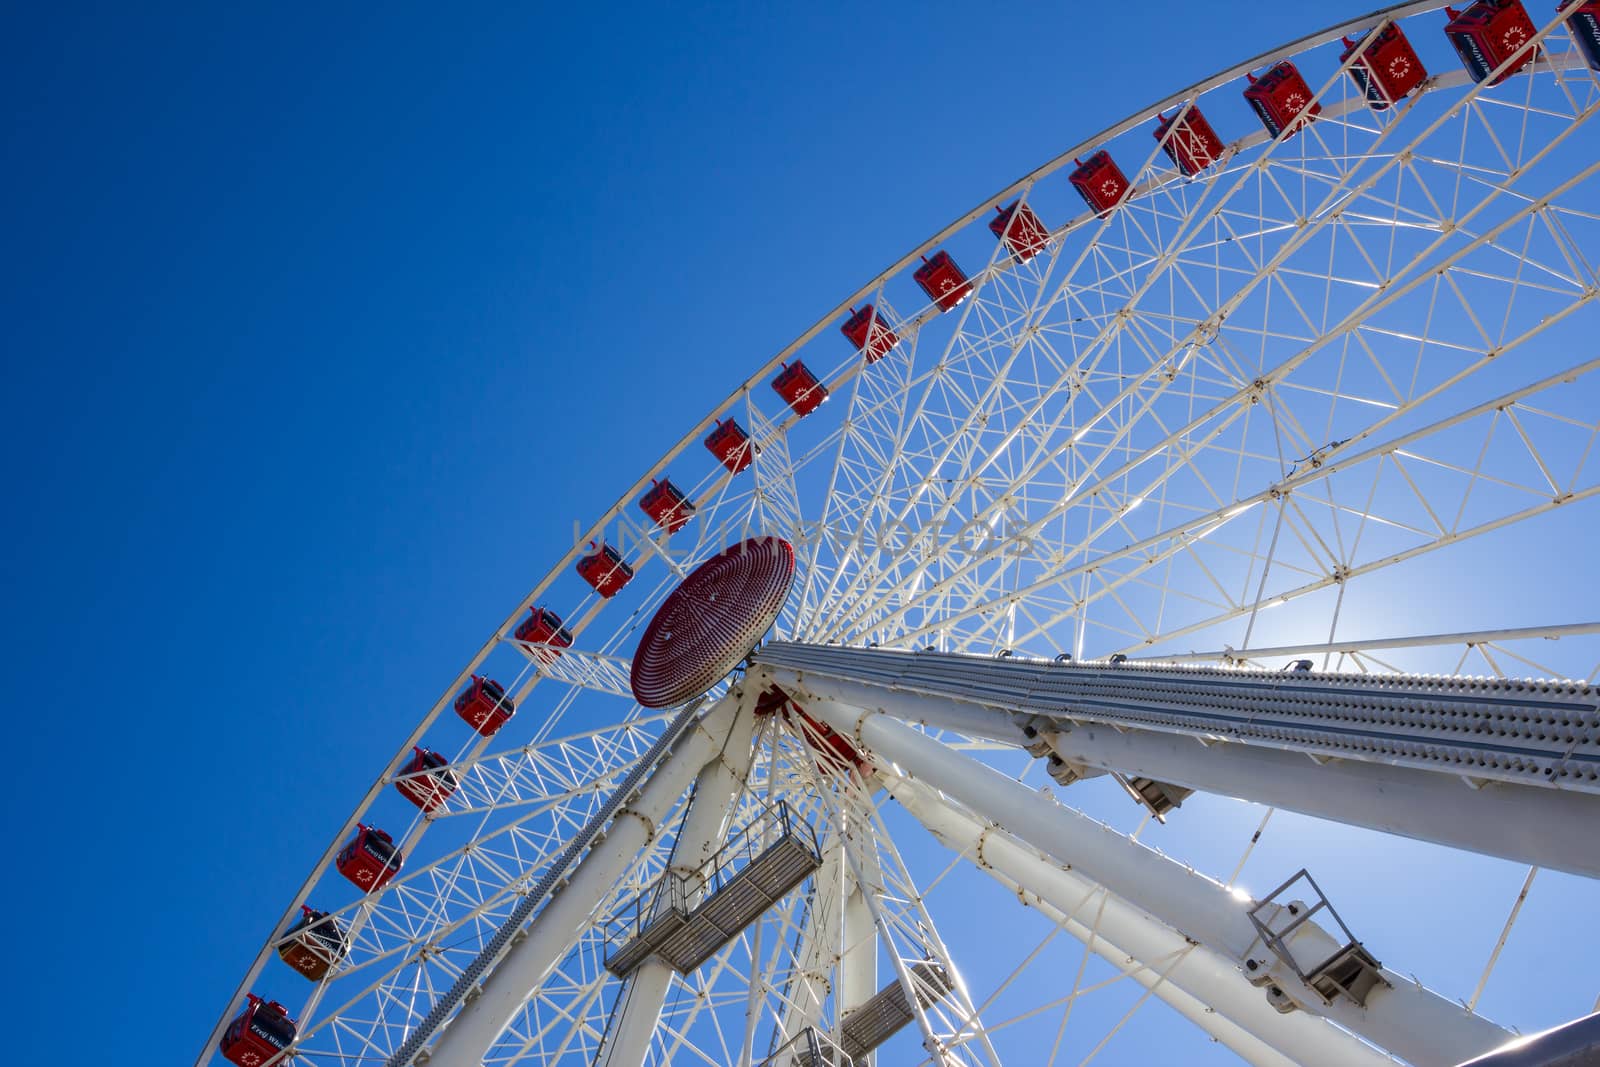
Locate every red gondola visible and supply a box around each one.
[1341,24,1428,109]
[220,995,297,1066]
[454,674,516,735]
[514,605,574,664]
[1244,62,1321,138]
[336,824,403,892]
[840,304,900,362]
[576,540,634,598]
[277,905,349,981]
[394,746,458,812]
[705,418,757,473]
[913,251,973,312]
[639,477,696,533]
[1445,0,1538,84]
[1153,107,1226,177]
[1069,151,1132,217]
[1570,0,1600,72]
[988,200,1050,263]
[772,361,828,416]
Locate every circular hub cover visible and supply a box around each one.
[630,537,795,708]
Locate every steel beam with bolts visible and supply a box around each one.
[756,642,1600,877]
[886,773,1394,1067]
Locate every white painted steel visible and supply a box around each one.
[887,774,1392,1067]
[768,665,1600,878]
[798,695,1512,1067]
[1145,623,1600,667]
[425,694,742,1066]
[594,703,759,1067]
[840,875,877,1056]
[762,627,1600,793]
[777,843,843,1039]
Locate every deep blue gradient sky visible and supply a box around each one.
[6,4,1594,1063]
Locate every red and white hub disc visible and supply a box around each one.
[629,537,795,708]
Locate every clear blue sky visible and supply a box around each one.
[4,3,1591,1063]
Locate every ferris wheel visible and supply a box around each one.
[201,3,1600,1065]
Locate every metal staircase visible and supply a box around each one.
[605,801,821,977]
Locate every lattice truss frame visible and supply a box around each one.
[202,6,1600,1066]
[471,715,1009,1067]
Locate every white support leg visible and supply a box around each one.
[424,693,744,1066]
[827,798,965,1066]
[797,694,1513,1067]
[777,842,844,1038]
[839,869,877,1063]
[797,738,1004,1067]
[594,702,759,1067]
[888,773,1394,1067]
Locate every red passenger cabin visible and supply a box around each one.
[1444,1,1537,84]
[514,606,574,664]
[1154,107,1226,176]
[337,824,403,891]
[989,201,1050,263]
[639,477,696,533]
[1341,24,1428,108]
[840,304,900,362]
[1244,62,1321,138]
[772,361,828,416]
[1570,0,1600,72]
[455,674,516,735]
[913,251,973,312]
[705,418,756,473]
[220,995,296,1067]
[278,905,349,980]
[394,746,458,812]
[1068,151,1132,217]
[577,541,634,598]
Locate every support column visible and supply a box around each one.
[798,694,1512,1067]
[425,694,743,1066]
[889,774,1393,1067]
[838,836,878,1064]
[595,701,759,1066]
[777,842,843,1038]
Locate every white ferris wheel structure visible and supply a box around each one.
[201,3,1600,1065]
